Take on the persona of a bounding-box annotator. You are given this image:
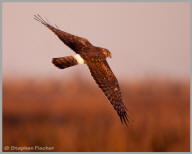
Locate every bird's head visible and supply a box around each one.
[101,48,112,58]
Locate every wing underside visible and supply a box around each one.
[87,60,129,125]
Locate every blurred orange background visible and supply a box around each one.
[2,2,190,152]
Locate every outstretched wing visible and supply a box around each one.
[87,60,129,126]
[34,14,92,54]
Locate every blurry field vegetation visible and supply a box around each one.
[3,78,190,152]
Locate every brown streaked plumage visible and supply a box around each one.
[34,14,129,126]
[52,56,78,69]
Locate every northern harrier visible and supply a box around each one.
[34,14,129,126]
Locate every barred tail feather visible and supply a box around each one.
[52,56,78,69]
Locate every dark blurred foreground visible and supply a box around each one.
[3,78,190,152]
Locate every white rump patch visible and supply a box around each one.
[73,54,84,64]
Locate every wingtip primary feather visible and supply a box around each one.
[34,14,61,33]
[120,111,129,127]
[34,14,52,27]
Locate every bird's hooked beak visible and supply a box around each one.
[107,51,112,58]
[102,48,112,58]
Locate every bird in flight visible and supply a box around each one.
[34,14,129,126]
